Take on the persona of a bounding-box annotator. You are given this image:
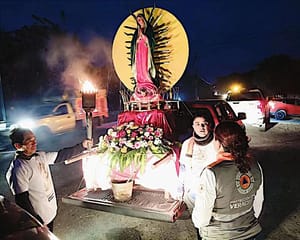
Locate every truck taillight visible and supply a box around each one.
[268,101,275,109]
[257,101,268,113]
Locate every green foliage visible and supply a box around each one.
[108,147,148,172]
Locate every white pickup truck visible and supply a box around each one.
[13,101,78,140]
[226,88,269,127]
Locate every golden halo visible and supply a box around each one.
[112,7,189,91]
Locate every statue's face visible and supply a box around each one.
[137,16,145,28]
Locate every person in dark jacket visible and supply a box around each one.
[192,121,264,240]
[6,127,92,232]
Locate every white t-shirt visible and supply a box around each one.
[6,151,58,224]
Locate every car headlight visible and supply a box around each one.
[10,118,36,131]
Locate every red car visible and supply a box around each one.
[268,98,300,120]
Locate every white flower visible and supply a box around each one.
[154,138,162,145]
[144,132,150,137]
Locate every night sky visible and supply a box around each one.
[1,0,300,84]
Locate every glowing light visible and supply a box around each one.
[268,101,275,109]
[81,81,97,111]
[10,118,36,130]
[82,154,111,190]
[230,84,243,93]
[81,150,182,199]
[82,81,97,93]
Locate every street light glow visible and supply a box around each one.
[230,84,243,93]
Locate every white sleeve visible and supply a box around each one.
[7,161,32,195]
[39,152,58,164]
[253,163,264,218]
[179,139,190,165]
[192,168,216,228]
[178,139,192,189]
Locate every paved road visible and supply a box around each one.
[1,121,299,240]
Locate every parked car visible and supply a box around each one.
[226,88,268,127]
[268,98,300,120]
[10,101,77,135]
[0,195,60,240]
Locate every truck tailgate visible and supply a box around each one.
[62,185,187,222]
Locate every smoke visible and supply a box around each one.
[45,35,112,92]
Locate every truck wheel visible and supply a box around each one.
[274,110,286,120]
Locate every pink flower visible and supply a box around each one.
[154,129,162,137]
[134,141,141,149]
[131,131,138,138]
[98,122,168,157]
[117,130,126,138]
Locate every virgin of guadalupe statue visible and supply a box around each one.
[130,14,161,102]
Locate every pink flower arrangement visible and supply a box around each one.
[98,121,171,171]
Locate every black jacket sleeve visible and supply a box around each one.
[55,143,86,163]
[15,191,44,224]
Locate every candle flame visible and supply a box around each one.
[82,81,97,93]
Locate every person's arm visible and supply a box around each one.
[179,138,194,164]
[253,163,264,218]
[15,191,44,224]
[192,168,216,229]
[179,138,194,193]
[179,140,191,177]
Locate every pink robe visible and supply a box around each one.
[132,34,159,101]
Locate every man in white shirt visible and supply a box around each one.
[6,127,91,232]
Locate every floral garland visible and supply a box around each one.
[98,121,172,172]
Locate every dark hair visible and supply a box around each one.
[9,128,32,145]
[215,121,250,173]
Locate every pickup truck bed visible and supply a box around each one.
[62,185,187,222]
